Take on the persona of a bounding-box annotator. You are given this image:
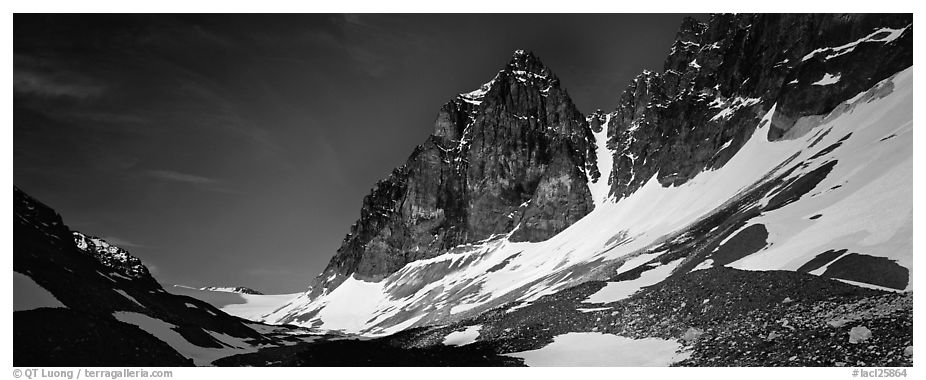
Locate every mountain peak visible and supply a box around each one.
[457,50,558,105]
[198,286,264,295]
[504,49,552,77]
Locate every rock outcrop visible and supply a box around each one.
[73,232,150,280]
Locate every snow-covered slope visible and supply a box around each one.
[168,286,300,322]
[266,67,912,335]
[727,72,912,287]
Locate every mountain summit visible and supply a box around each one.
[313,50,597,293]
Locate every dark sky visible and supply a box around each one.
[14,14,696,293]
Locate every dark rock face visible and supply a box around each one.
[606,14,912,199]
[320,50,595,285]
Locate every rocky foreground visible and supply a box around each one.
[216,267,912,366]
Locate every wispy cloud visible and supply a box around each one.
[14,54,107,100]
[146,169,245,195]
[148,169,217,185]
[14,69,107,99]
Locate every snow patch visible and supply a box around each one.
[583,259,683,303]
[506,332,689,366]
[115,289,145,309]
[813,73,842,86]
[459,75,497,105]
[442,325,482,346]
[587,114,615,204]
[14,272,65,311]
[113,311,258,366]
[802,25,910,62]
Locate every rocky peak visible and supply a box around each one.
[499,50,558,89]
[73,232,151,279]
[314,50,596,291]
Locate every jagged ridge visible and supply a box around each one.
[604,14,912,200]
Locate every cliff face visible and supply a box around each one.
[321,51,597,285]
[605,14,912,199]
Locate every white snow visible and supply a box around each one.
[710,96,761,121]
[506,332,689,366]
[14,272,65,311]
[717,139,733,151]
[587,114,615,204]
[109,272,132,281]
[442,325,482,346]
[114,289,145,309]
[169,285,300,322]
[310,276,388,333]
[807,250,851,276]
[373,313,427,336]
[220,293,301,321]
[459,75,498,104]
[834,279,906,293]
[450,302,482,315]
[691,259,715,272]
[583,259,683,303]
[113,311,259,366]
[716,223,753,248]
[614,250,664,274]
[812,73,842,86]
[577,307,611,313]
[802,25,910,62]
